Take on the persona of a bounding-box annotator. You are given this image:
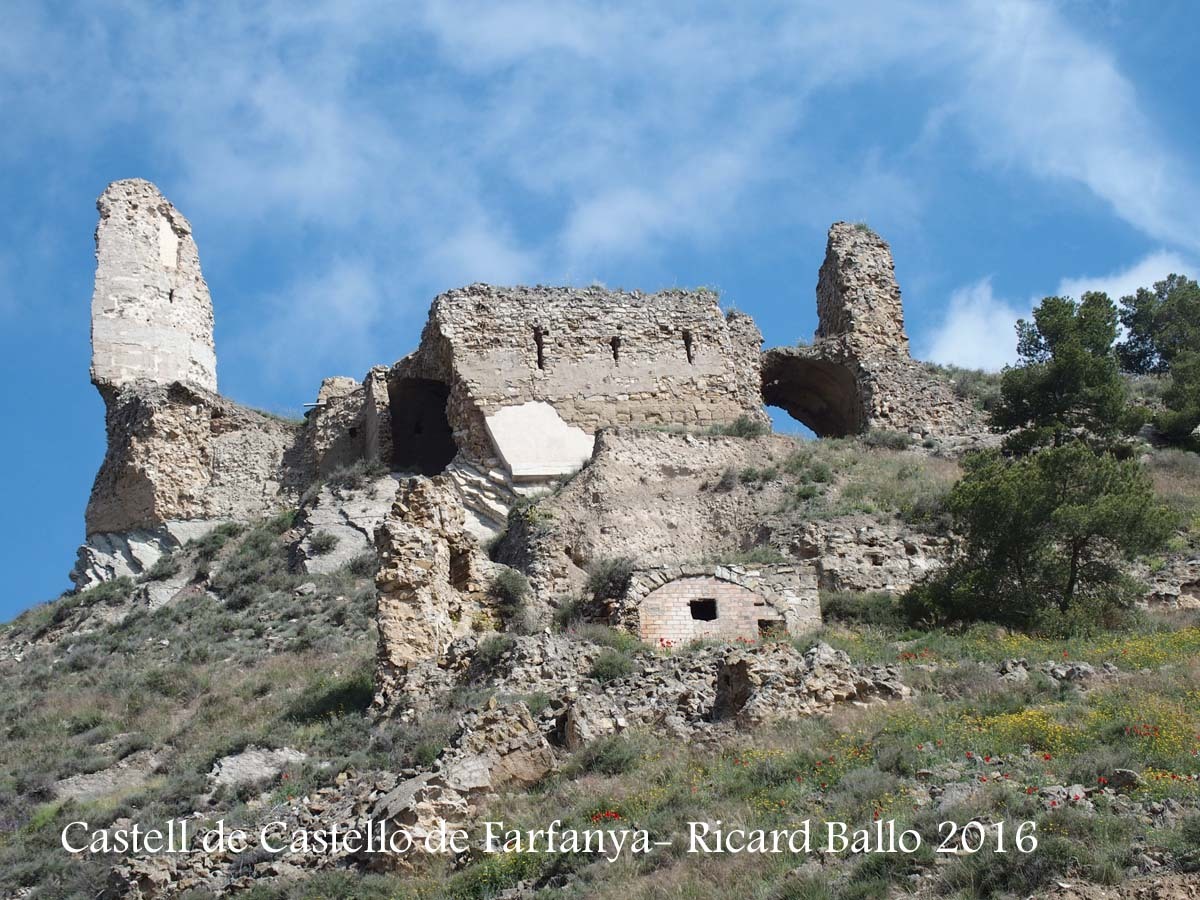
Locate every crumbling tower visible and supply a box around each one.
[90,179,217,394]
[761,222,978,437]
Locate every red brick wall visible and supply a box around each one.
[637,576,782,646]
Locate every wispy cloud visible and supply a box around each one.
[1057,250,1197,303]
[4,1,1199,386]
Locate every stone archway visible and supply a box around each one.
[761,349,864,438]
[387,377,457,475]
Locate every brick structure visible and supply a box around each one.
[612,564,821,646]
[638,576,778,645]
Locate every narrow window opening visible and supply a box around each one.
[533,326,545,370]
[167,288,175,304]
[610,335,621,364]
[690,599,717,621]
[682,330,694,363]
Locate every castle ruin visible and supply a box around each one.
[75,179,981,601]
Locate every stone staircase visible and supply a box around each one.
[444,458,517,540]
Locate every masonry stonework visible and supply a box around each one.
[90,179,217,394]
[392,284,768,475]
[762,222,980,437]
[638,577,779,645]
[613,564,822,646]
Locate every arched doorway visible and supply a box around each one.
[387,377,457,474]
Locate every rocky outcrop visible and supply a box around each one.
[294,471,399,575]
[85,381,303,537]
[786,516,952,594]
[372,477,496,713]
[763,223,981,437]
[209,746,306,790]
[712,641,909,725]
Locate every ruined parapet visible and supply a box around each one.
[391,285,767,483]
[763,223,980,437]
[90,179,217,394]
[815,222,910,356]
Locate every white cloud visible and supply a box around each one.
[1056,250,1197,302]
[923,279,1027,371]
[925,249,1200,371]
[5,1,1200,387]
[947,1,1200,251]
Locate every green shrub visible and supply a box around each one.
[285,666,374,722]
[590,648,635,683]
[209,521,298,610]
[566,733,642,775]
[489,568,530,607]
[144,553,182,582]
[902,444,1177,634]
[77,576,135,608]
[713,546,788,565]
[308,531,339,556]
[189,522,245,562]
[472,635,516,675]
[552,595,588,630]
[324,458,389,493]
[861,429,912,450]
[715,465,739,491]
[708,415,770,438]
[585,557,636,600]
[344,552,377,578]
[569,623,643,654]
[923,362,1004,412]
[820,590,902,627]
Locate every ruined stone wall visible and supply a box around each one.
[85,381,303,535]
[815,222,910,356]
[373,477,496,713]
[90,179,217,393]
[398,285,766,465]
[764,223,981,437]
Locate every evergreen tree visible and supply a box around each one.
[902,444,1177,634]
[991,292,1141,452]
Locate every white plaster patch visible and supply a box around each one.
[157,215,179,269]
[485,401,595,481]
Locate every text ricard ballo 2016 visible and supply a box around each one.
[62,818,1039,861]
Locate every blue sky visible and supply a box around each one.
[2,1,1198,619]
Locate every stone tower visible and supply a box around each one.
[761,222,978,437]
[90,179,217,393]
[815,221,910,357]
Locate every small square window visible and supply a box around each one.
[689,599,717,621]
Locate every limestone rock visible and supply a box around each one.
[91,179,217,393]
[53,749,164,802]
[372,477,495,713]
[209,746,306,789]
[84,381,304,536]
[295,473,399,574]
[712,641,909,725]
